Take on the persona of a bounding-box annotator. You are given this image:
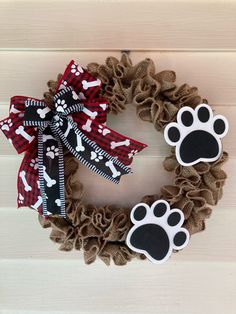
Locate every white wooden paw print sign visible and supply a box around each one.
[126,200,189,264]
[164,104,229,166]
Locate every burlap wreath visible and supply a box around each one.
[39,53,228,265]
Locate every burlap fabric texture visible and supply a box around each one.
[39,53,228,265]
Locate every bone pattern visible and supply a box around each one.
[82,119,92,132]
[16,125,35,143]
[82,79,101,90]
[10,105,21,114]
[31,196,43,210]
[37,107,51,119]
[111,139,130,149]
[64,121,73,138]
[43,134,55,143]
[105,160,121,178]
[43,166,56,187]
[99,103,107,111]
[83,107,98,119]
[75,133,85,152]
[19,170,32,192]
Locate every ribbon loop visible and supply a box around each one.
[0,60,148,217]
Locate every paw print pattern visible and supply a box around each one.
[18,193,24,204]
[126,200,189,264]
[30,158,39,170]
[58,80,68,90]
[71,64,84,76]
[54,115,64,128]
[164,104,229,166]
[98,125,111,136]
[90,150,103,162]
[46,146,59,159]
[55,99,67,113]
[0,119,13,131]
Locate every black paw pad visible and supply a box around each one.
[164,104,229,166]
[126,200,189,264]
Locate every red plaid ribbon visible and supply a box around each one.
[0,60,147,216]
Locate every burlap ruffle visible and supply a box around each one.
[39,54,228,265]
[39,152,145,265]
[162,150,228,234]
[87,53,206,130]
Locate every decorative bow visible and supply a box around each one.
[0,60,147,217]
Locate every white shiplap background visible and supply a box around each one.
[0,1,236,313]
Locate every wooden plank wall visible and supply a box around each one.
[0,1,235,313]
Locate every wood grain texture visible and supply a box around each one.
[0,51,236,104]
[0,0,236,50]
[0,259,235,314]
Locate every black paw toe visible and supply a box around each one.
[213,118,226,135]
[133,205,147,221]
[181,110,194,127]
[153,201,168,217]
[167,126,180,143]
[197,106,210,123]
[173,230,188,248]
[167,211,182,226]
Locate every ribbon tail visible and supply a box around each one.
[38,127,66,217]
[51,117,131,184]
[79,118,147,166]
[17,141,41,211]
